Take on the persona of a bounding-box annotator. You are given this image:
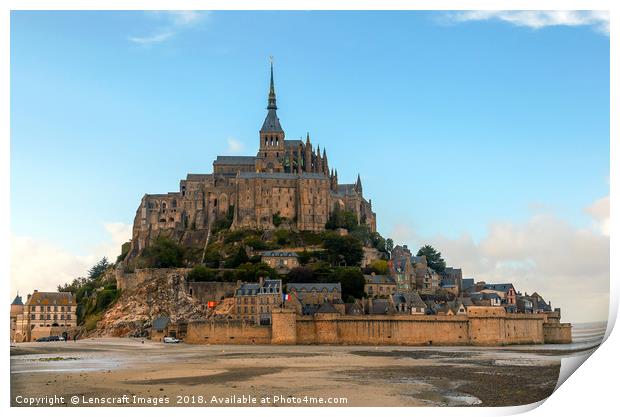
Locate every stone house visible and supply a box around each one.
[150,316,171,342]
[261,251,300,273]
[516,294,534,314]
[287,283,342,305]
[364,274,397,297]
[234,279,283,324]
[392,291,426,315]
[12,290,78,342]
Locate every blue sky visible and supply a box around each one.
[10,11,610,321]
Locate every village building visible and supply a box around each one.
[516,293,534,314]
[392,291,427,315]
[440,267,463,294]
[234,278,282,324]
[260,250,300,273]
[287,283,342,305]
[12,291,78,342]
[364,274,397,297]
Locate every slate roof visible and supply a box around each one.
[238,172,327,180]
[261,251,299,258]
[12,295,23,305]
[370,299,390,315]
[483,283,515,293]
[186,173,212,181]
[152,316,170,331]
[288,283,342,293]
[392,291,426,309]
[213,156,257,165]
[336,184,357,196]
[461,278,475,292]
[364,275,396,285]
[317,302,338,313]
[26,291,75,306]
[261,108,284,132]
[236,283,261,296]
[284,140,303,148]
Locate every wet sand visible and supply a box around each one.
[10,338,596,407]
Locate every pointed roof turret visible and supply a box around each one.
[260,59,283,133]
[355,174,363,194]
[12,293,23,305]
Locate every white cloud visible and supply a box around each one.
[445,10,610,35]
[389,196,610,323]
[585,195,610,236]
[128,31,175,45]
[226,138,245,153]
[129,11,210,45]
[10,223,132,297]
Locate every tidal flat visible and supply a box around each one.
[10,336,599,407]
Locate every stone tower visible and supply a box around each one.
[257,61,285,172]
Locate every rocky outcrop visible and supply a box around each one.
[92,271,210,338]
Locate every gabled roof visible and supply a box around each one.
[26,291,75,306]
[288,283,341,293]
[461,278,475,291]
[12,294,23,305]
[261,251,299,258]
[317,302,338,313]
[336,184,357,196]
[483,283,515,292]
[392,291,426,309]
[214,156,257,165]
[370,299,390,315]
[261,109,283,133]
[236,283,261,296]
[284,139,303,148]
[364,275,395,285]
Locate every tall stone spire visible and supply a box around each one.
[305,132,312,172]
[355,174,363,194]
[267,59,277,110]
[323,148,329,176]
[316,145,323,173]
[260,59,283,134]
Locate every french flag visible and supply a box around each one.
[283,293,290,301]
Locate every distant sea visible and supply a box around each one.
[568,321,607,350]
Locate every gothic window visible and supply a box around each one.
[265,138,268,146]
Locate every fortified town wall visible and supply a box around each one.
[185,306,572,346]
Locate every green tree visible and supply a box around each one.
[224,247,250,268]
[288,266,315,283]
[88,257,111,280]
[323,235,363,266]
[416,245,446,272]
[329,267,365,299]
[385,238,394,254]
[325,207,358,231]
[142,236,185,268]
[188,265,217,282]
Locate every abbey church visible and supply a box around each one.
[129,64,376,256]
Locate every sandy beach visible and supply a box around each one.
[10,335,602,407]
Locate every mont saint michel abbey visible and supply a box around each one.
[129,64,377,256]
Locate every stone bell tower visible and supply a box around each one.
[257,60,285,172]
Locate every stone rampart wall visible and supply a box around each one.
[185,320,271,344]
